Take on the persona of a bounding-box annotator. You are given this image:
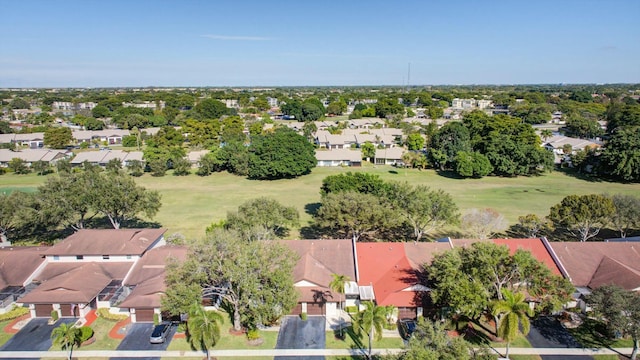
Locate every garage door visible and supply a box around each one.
[59,304,76,317]
[398,307,416,320]
[307,302,324,315]
[290,303,302,315]
[34,304,52,317]
[135,309,155,322]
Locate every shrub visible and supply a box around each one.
[96,308,129,321]
[246,328,260,340]
[300,312,308,321]
[345,306,358,314]
[79,326,94,342]
[0,306,29,321]
[153,313,159,325]
[51,310,59,321]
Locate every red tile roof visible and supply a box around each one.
[356,243,418,307]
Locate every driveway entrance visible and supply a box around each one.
[111,322,176,360]
[526,316,594,360]
[0,318,77,352]
[275,315,326,360]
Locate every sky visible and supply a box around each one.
[1,0,639,87]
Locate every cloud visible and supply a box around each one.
[201,34,273,41]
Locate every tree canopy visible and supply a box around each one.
[548,194,615,242]
[224,197,299,241]
[163,229,298,331]
[247,128,316,180]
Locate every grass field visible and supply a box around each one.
[2,165,639,240]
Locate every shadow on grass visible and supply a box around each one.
[304,202,322,216]
[332,326,368,358]
[566,318,614,348]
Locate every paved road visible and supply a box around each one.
[111,323,175,360]
[275,315,326,360]
[526,316,593,360]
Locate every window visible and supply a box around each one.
[102,255,110,260]
[76,255,84,260]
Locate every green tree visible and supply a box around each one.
[426,106,444,120]
[315,191,395,241]
[396,319,492,360]
[248,128,316,180]
[224,197,299,241]
[172,157,191,176]
[601,127,640,182]
[455,151,492,178]
[51,323,82,360]
[352,301,386,360]
[165,229,298,331]
[565,115,603,139]
[148,158,167,177]
[540,129,553,142]
[327,100,347,115]
[320,172,388,197]
[405,133,424,151]
[548,194,615,242]
[92,172,161,229]
[588,285,640,360]
[44,127,73,149]
[431,122,471,169]
[31,160,50,176]
[217,139,249,176]
[126,160,145,177]
[607,194,640,238]
[385,182,459,242]
[329,274,350,337]
[514,213,551,238]
[38,171,99,230]
[187,303,224,360]
[91,104,110,118]
[374,97,404,118]
[360,142,375,162]
[195,98,229,119]
[0,191,32,242]
[105,158,122,173]
[7,158,29,174]
[492,289,534,359]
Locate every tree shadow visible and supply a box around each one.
[299,224,344,240]
[567,317,614,348]
[435,170,465,180]
[304,202,322,216]
[388,170,399,175]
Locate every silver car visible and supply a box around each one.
[149,323,170,344]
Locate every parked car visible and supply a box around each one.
[398,318,417,340]
[149,322,171,344]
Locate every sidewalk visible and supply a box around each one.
[0,347,635,358]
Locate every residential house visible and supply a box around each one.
[70,150,144,167]
[315,149,362,167]
[118,245,188,322]
[374,147,405,166]
[20,228,166,319]
[549,242,640,310]
[0,247,47,313]
[0,133,46,149]
[543,135,601,164]
[0,149,68,168]
[187,150,210,166]
[72,129,130,145]
[284,240,357,327]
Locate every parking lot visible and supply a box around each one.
[112,322,176,360]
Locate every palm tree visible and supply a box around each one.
[187,303,224,360]
[329,274,350,337]
[351,301,386,360]
[51,323,82,360]
[492,289,534,359]
[540,129,553,143]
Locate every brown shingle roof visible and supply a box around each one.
[0,247,47,289]
[44,229,166,257]
[549,242,640,289]
[21,262,133,304]
[118,245,188,309]
[284,239,356,286]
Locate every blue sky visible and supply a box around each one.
[1,0,639,87]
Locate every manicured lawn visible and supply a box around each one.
[166,312,277,351]
[2,166,639,240]
[567,317,634,348]
[82,317,122,350]
[0,319,14,347]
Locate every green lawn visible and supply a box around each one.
[0,320,14,347]
[2,166,640,240]
[325,326,404,350]
[81,317,122,350]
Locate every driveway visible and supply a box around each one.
[526,316,593,360]
[275,315,326,360]
[0,318,76,351]
[111,322,176,360]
